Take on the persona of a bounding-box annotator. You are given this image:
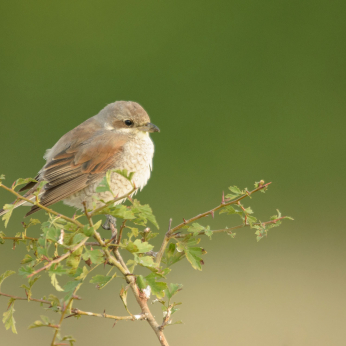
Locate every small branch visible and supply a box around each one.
[155,183,271,265]
[155,218,172,265]
[27,237,88,278]
[116,220,127,245]
[159,304,173,331]
[172,217,287,238]
[82,201,94,228]
[51,296,74,346]
[0,292,51,305]
[67,308,147,321]
[2,236,38,241]
[0,183,84,228]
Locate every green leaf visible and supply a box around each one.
[129,239,154,253]
[2,304,17,334]
[2,204,14,228]
[114,169,135,182]
[18,266,34,277]
[66,247,83,274]
[28,315,52,329]
[63,280,81,293]
[49,265,67,276]
[247,215,257,226]
[204,227,213,239]
[187,223,205,236]
[134,254,158,269]
[90,274,115,289]
[184,246,205,271]
[82,248,104,265]
[12,177,37,190]
[162,243,184,267]
[21,254,34,264]
[136,275,147,290]
[131,200,159,229]
[50,273,64,291]
[73,233,87,244]
[228,186,243,196]
[165,283,183,300]
[0,174,5,180]
[46,227,60,242]
[109,205,135,220]
[0,270,16,289]
[145,273,168,299]
[95,176,111,193]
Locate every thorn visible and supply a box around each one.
[112,320,118,328]
[210,211,214,219]
[221,191,225,204]
[183,218,187,224]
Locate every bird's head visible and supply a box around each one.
[97,101,160,135]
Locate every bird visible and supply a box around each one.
[0,101,159,217]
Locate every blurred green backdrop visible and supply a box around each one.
[0,1,345,345]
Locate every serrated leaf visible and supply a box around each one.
[247,215,257,226]
[184,247,204,271]
[95,176,112,193]
[82,248,104,264]
[90,274,114,289]
[21,254,34,264]
[2,204,14,228]
[0,270,16,289]
[12,177,37,190]
[187,223,205,236]
[114,169,135,182]
[135,254,157,269]
[73,233,87,244]
[165,283,183,300]
[109,205,135,220]
[145,273,168,299]
[49,265,67,276]
[2,304,17,334]
[63,280,81,293]
[162,243,184,267]
[228,186,243,196]
[18,266,34,277]
[131,200,159,229]
[133,239,154,253]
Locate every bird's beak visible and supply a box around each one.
[138,122,160,133]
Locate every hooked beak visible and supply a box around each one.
[139,122,160,133]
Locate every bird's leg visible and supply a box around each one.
[102,215,117,242]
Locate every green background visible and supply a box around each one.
[0,1,345,345]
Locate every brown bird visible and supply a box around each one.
[0,101,159,217]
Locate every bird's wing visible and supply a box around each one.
[25,118,127,215]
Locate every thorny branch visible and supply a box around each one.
[0,177,290,346]
[155,182,272,265]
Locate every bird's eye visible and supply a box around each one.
[124,120,133,126]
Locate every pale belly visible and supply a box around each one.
[63,134,154,211]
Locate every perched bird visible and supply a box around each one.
[0,101,159,217]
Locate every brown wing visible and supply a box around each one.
[26,118,127,215]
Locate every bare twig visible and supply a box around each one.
[67,308,147,321]
[116,220,127,245]
[173,217,287,238]
[0,292,51,304]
